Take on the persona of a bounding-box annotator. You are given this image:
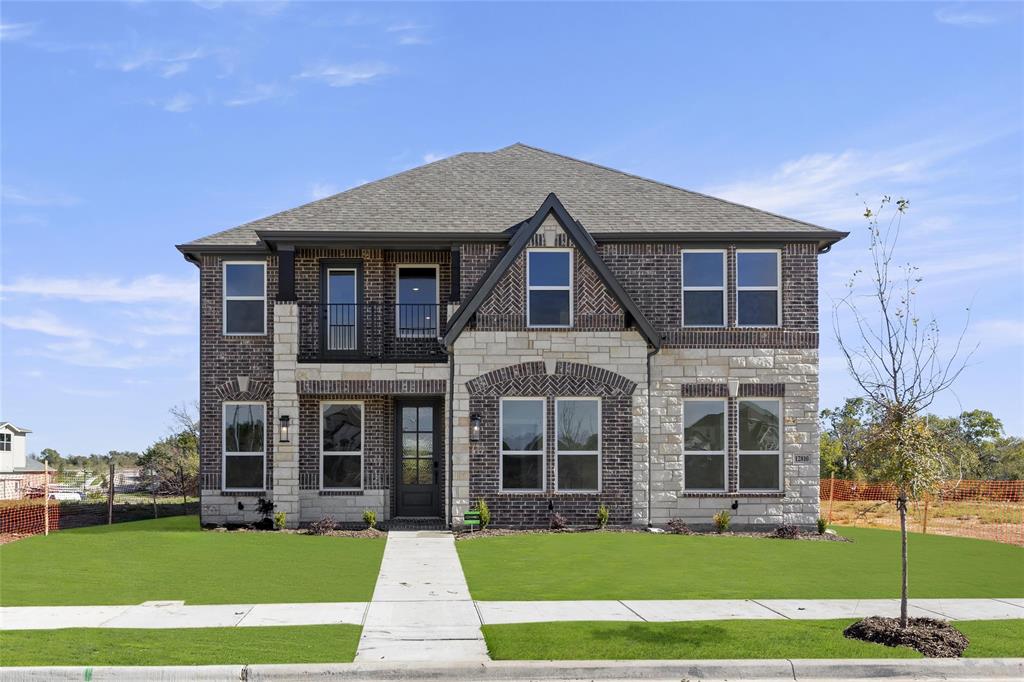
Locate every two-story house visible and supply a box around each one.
[177,144,846,530]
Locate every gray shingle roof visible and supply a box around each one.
[181,143,843,248]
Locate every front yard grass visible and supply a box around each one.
[0,516,385,606]
[457,526,1024,600]
[482,619,1024,660]
[0,625,361,666]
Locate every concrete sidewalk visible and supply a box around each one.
[3,658,1023,681]
[354,530,489,662]
[2,597,1021,631]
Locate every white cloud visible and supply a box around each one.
[423,152,444,163]
[294,62,393,87]
[224,83,286,107]
[1,275,197,304]
[2,185,79,207]
[60,387,115,398]
[965,319,1024,352]
[119,47,206,74]
[703,132,1009,227]
[35,338,157,370]
[162,92,196,113]
[386,22,424,33]
[935,7,998,27]
[0,22,36,42]
[2,311,90,338]
[310,182,339,200]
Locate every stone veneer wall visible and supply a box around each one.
[451,330,651,526]
[648,347,820,528]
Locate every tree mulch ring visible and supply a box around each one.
[844,616,969,658]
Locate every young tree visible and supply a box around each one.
[833,196,974,628]
[138,404,200,509]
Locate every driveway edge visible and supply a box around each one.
[2,658,1022,681]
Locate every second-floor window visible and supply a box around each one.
[681,250,726,327]
[396,265,438,338]
[737,250,781,326]
[223,262,266,335]
[527,249,573,328]
[0,433,10,451]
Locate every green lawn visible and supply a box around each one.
[0,625,362,667]
[457,527,1024,600]
[482,619,1024,660]
[0,516,385,606]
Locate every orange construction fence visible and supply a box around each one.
[821,478,1024,546]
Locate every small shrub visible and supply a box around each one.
[308,515,337,535]
[362,509,377,529]
[666,518,691,534]
[274,511,287,530]
[253,497,277,531]
[816,517,828,534]
[476,498,491,529]
[597,504,609,529]
[549,512,567,530]
[712,509,731,533]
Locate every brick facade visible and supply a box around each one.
[466,361,634,527]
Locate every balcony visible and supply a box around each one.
[298,303,447,362]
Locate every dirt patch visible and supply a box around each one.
[0,532,32,545]
[844,616,969,658]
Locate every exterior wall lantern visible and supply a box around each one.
[279,414,291,443]
[469,414,482,442]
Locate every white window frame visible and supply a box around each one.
[682,398,728,492]
[555,397,601,493]
[499,397,546,493]
[526,248,574,329]
[320,400,365,491]
[222,401,266,492]
[737,397,784,493]
[395,263,440,338]
[680,249,727,328]
[223,261,267,336]
[736,249,782,328]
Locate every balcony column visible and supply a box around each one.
[277,246,296,302]
[273,301,300,528]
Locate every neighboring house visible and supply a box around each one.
[177,143,846,529]
[0,422,45,499]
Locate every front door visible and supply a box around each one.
[395,398,441,517]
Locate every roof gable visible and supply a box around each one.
[0,423,31,435]
[443,193,661,349]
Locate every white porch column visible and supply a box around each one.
[273,302,300,528]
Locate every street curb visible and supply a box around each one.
[2,658,1022,681]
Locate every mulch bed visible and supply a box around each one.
[455,526,851,542]
[205,525,386,539]
[844,617,970,657]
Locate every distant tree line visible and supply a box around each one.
[820,398,1023,481]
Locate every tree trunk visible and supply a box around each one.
[898,493,909,628]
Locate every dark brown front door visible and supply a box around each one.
[395,398,441,517]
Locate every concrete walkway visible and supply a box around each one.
[354,530,489,662]
[2,597,1022,631]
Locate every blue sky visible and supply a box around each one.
[1,1,1021,456]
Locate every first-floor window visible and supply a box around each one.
[322,402,363,489]
[223,402,265,490]
[556,398,600,492]
[500,398,545,491]
[682,399,727,491]
[738,399,782,491]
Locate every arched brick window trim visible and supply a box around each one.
[466,361,636,396]
[214,378,273,402]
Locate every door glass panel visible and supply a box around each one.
[400,405,435,488]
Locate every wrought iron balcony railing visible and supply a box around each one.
[298,303,446,362]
